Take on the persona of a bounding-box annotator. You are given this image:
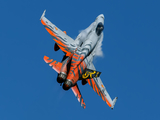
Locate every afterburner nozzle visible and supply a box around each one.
[63,80,73,90]
[57,73,67,83]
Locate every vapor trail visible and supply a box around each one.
[95,33,104,57]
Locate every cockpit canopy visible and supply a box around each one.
[96,22,104,36]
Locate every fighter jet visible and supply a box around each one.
[40,10,117,109]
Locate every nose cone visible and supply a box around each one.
[98,14,104,19]
[96,14,105,24]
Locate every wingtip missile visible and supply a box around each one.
[40,10,46,20]
[111,97,118,109]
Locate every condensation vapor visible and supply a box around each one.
[95,33,104,57]
[78,27,104,58]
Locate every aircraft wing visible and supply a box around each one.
[71,83,86,109]
[87,63,118,109]
[40,10,75,56]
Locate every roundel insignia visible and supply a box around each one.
[101,84,104,88]
[55,27,58,30]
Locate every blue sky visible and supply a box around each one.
[0,0,160,120]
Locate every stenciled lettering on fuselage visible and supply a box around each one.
[81,69,101,79]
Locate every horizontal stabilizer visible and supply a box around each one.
[43,56,62,73]
[111,97,118,109]
[71,83,86,109]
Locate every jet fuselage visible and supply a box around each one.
[60,15,105,90]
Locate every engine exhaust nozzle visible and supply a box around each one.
[63,79,73,90]
[57,72,67,83]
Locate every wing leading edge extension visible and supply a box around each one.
[40,10,75,56]
[87,63,118,109]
